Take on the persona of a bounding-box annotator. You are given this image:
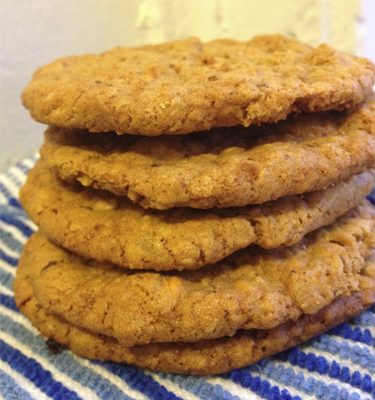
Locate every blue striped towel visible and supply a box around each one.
[0,157,374,400]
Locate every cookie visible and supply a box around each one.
[22,35,375,136]
[15,259,375,374]
[41,99,375,209]
[22,205,375,346]
[21,161,374,270]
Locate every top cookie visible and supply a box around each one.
[22,35,375,135]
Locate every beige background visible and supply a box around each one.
[1,0,374,170]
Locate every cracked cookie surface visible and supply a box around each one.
[22,35,374,136]
[41,99,375,209]
[22,204,375,345]
[21,161,374,270]
[15,261,375,374]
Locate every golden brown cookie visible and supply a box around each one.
[22,205,375,346]
[41,99,375,209]
[15,257,375,375]
[22,35,375,136]
[21,161,374,271]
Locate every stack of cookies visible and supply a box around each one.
[16,35,375,375]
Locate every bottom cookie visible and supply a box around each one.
[15,260,374,375]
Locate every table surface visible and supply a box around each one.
[0,157,374,400]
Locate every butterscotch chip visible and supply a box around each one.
[22,35,374,136]
[14,260,375,375]
[41,99,375,209]
[20,161,374,270]
[22,205,375,346]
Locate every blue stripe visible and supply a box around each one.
[276,347,374,395]
[329,323,374,347]
[0,340,82,400]
[0,167,24,209]
[0,214,34,237]
[4,172,21,188]
[0,268,14,291]
[0,182,13,200]
[353,311,375,328]
[224,368,302,400]
[313,335,375,374]
[0,368,35,400]
[8,197,22,209]
[4,171,25,209]
[0,204,28,218]
[5,171,23,187]
[252,360,371,400]
[158,372,241,400]
[0,250,18,267]
[0,219,27,248]
[0,294,18,312]
[15,161,32,174]
[368,189,375,205]
[95,361,183,400]
[0,229,23,253]
[0,310,135,400]
[0,186,22,209]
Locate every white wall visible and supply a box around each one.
[362,0,375,61]
[0,0,373,170]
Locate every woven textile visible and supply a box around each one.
[0,157,374,400]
